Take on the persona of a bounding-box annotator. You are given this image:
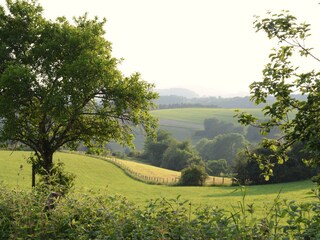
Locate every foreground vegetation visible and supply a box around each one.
[1,182,320,239]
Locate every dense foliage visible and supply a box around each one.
[141,122,311,184]
[1,183,320,239]
[206,159,229,176]
[179,164,208,186]
[0,0,157,186]
[234,142,316,185]
[142,130,203,171]
[196,133,248,165]
[195,118,244,139]
[237,11,320,180]
[142,129,176,167]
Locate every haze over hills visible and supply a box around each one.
[155,88,257,108]
[156,88,199,98]
[155,88,306,109]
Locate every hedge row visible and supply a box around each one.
[1,184,320,239]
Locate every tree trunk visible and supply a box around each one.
[41,150,54,185]
[43,153,53,174]
[32,163,35,187]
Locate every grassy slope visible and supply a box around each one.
[105,157,232,185]
[151,108,265,126]
[147,108,265,142]
[0,151,315,214]
[114,108,268,149]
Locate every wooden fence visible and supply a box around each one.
[63,151,233,186]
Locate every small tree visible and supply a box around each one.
[0,0,157,187]
[237,11,320,181]
[179,164,208,186]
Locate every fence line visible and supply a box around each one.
[62,151,232,186]
[105,157,180,185]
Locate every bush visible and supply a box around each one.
[37,161,76,195]
[233,143,316,185]
[1,182,320,239]
[179,164,208,186]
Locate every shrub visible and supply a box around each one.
[233,144,316,185]
[1,182,320,239]
[37,161,76,195]
[179,164,208,186]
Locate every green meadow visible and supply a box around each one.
[0,150,315,215]
[151,108,265,126]
[147,108,266,142]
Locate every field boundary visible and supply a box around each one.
[61,151,233,186]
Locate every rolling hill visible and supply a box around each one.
[0,150,315,212]
[122,108,266,150]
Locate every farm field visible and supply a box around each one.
[128,107,294,148]
[151,108,266,128]
[0,150,315,214]
[104,157,232,186]
[129,108,263,145]
[127,108,268,148]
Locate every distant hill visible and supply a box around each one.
[154,94,307,109]
[154,95,260,108]
[156,88,199,98]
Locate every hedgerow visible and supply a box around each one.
[0,183,320,239]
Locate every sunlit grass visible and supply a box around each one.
[99,157,232,186]
[0,150,315,213]
[151,108,266,126]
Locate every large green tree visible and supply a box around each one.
[0,0,157,186]
[195,117,244,139]
[161,141,202,171]
[142,129,176,167]
[237,11,320,180]
[196,133,248,164]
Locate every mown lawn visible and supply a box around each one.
[0,150,315,214]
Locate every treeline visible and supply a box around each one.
[157,103,218,109]
[129,117,316,185]
[155,94,307,109]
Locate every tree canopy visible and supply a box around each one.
[0,0,157,186]
[142,129,176,167]
[196,133,248,164]
[237,11,320,180]
[195,117,244,139]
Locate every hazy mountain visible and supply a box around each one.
[156,88,199,98]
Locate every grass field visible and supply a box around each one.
[113,108,272,149]
[103,157,232,186]
[0,150,316,214]
[127,107,294,148]
[142,108,267,143]
[151,108,266,127]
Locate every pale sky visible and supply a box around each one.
[2,0,320,97]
